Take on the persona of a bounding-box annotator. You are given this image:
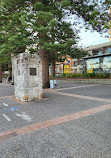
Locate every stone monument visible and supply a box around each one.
[14,53,43,101]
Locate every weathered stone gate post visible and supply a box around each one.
[14,53,43,102]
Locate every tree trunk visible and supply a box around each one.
[52,62,55,78]
[8,58,12,77]
[40,47,49,88]
[8,69,11,76]
[0,64,2,83]
[11,53,14,85]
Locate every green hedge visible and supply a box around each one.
[53,73,111,79]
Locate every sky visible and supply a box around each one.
[66,15,110,48]
[77,0,110,48]
[78,28,109,48]
[65,4,110,49]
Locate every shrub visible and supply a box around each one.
[76,73,82,78]
[66,73,71,78]
[49,75,53,79]
[85,73,90,78]
[55,72,111,79]
[69,73,82,78]
[89,72,96,78]
[104,73,110,78]
[60,73,64,78]
[82,73,86,77]
[98,73,103,78]
[71,73,78,78]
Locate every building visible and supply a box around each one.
[84,42,111,56]
[50,42,111,75]
[72,58,83,73]
[83,42,111,73]
[55,56,74,74]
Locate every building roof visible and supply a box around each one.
[83,52,111,60]
[84,42,111,51]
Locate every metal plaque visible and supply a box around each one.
[30,68,36,75]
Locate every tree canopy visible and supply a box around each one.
[0,0,109,55]
[0,0,110,87]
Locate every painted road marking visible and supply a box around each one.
[56,84,99,91]
[16,112,32,122]
[2,114,11,122]
[6,107,17,112]
[3,103,8,107]
[0,95,14,99]
[0,104,111,141]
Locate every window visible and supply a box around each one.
[103,56,111,72]
[74,61,77,66]
[106,48,111,54]
[98,51,102,55]
[79,61,81,65]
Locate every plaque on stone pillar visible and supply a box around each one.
[30,68,36,75]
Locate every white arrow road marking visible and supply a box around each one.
[2,114,11,121]
[3,103,8,107]
[16,112,32,122]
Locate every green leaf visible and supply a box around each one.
[61,0,70,7]
[49,19,57,28]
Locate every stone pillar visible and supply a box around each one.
[14,53,43,102]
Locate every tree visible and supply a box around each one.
[0,64,2,83]
[0,0,109,87]
[45,21,80,77]
[0,53,11,82]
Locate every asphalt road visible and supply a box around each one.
[0,82,111,158]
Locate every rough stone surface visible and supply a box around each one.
[14,53,43,101]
